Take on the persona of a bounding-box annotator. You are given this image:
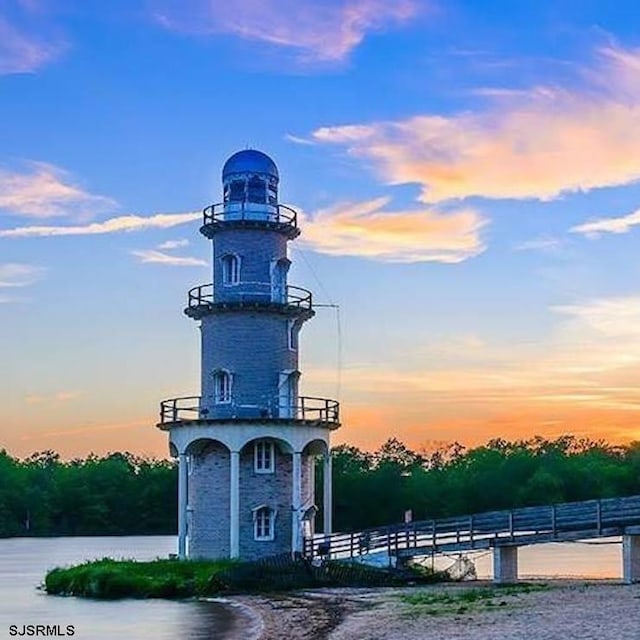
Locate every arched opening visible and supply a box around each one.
[181,438,232,559]
[303,439,331,540]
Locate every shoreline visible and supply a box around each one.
[228,580,640,640]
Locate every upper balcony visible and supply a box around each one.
[201,202,300,240]
[185,282,314,319]
[157,395,340,430]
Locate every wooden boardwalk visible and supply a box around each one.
[304,494,640,582]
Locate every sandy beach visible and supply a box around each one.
[231,581,640,640]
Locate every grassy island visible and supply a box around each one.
[44,558,236,599]
[44,556,447,600]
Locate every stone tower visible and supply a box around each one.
[157,150,340,560]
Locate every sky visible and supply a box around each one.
[1,0,640,458]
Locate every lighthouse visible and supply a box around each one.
[157,150,340,560]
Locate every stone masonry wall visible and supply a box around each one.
[238,441,315,560]
[188,441,230,559]
[212,228,288,303]
[200,312,298,416]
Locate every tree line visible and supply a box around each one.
[2,436,640,537]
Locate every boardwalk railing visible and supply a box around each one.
[305,495,640,560]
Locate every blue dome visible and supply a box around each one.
[222,149,279,180]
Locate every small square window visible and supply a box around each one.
[254,440,275,474]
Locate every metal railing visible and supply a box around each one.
[186,282,312,311]
[202,202,298,228]
[304,494,640,560]
[159,396,201,424]
[159,394,339,426]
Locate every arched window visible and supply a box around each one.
[221,254,240,285]
[254,440,275,473]
[253,506,275,541]
[212,370,232,404]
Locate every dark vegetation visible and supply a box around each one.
[0,451,176,537]
[44,555,445,599]
[3,435,640,537]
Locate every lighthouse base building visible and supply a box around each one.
[157,150,340,560]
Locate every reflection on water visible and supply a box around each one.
[0,535,625,639]
[430,537,623,580]
[0,537,242,639]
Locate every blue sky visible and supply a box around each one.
[1,0,640,457]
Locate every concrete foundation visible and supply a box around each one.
[623,535,640,584]
[493,545,518,584]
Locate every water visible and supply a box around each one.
[0,536,247,639]
[430,537,624,580]
[0,536,626,639]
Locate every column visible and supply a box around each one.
[493,546,518,584]
[292,451,302,554]
[177,453,188,559]
[323,453,333,537]
[623,535,640,584]
[230,451,240,559]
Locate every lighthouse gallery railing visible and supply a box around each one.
[203,202,298,228]
[159,395,339,426]
[187,282,312,310]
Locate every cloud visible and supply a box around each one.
[0,262,45,287]
[299,197,486,263]
[0,211,200,237]
[310,46,640,202]
[307,294,640,446]
[0,294,23,304]
[0,162,115,218]
[571,209,640,237]
[25,391,80,406]
[157,238,189,250]
[553,297,640,345]
[0,2,67,75]
[131,249,207,267]
[153,0,420,63]
[514,236,565,252]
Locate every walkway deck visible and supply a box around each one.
[304,494,640,583]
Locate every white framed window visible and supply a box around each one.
[287,319,298,351]
[254,440,275,474]
[221,254,240,285]
[253,506,275,541]
[213,369,232,404]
